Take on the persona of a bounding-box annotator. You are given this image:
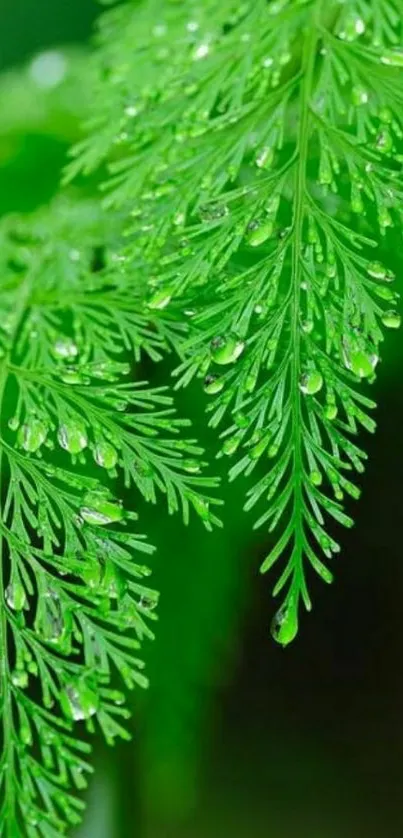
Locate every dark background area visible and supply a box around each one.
[1,3,403,837]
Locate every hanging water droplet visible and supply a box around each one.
[352,85,368,106]
[299,370,323,395]
[94,441,118,470]
[80,490,124,526]
[191,495,210,523]
[139,591,159,612]
[61,680,99,722]
[147,287,174,310]
[101,560,127,600]
[270,598,298,646]
[309,470,322,486]
[210,335,245,365]
[8,416,20,431]
[53,338,79,360]
[58,420,88,455]
[381,310,401,329]
[18,418,48,453]
[203,374,225,394]
[346,349,378,379]
[255,146,274,170]
[11,670,29,689]
[325,403,338,421]
[247,220,273,247]
[222,435,241,456]
[182,459,201,474]
[5,580,27,611]
[367,261,393,280]
[380,49,403,67]
[301,319,314,334]
[376,130,393,154]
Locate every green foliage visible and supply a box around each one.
[69,0,403,643]
[0,199,218,835]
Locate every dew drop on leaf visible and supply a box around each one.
[346,350,378,379]
[366,261,392,280]
[203,374,225,394]
[182,458,201,474]
[247,220,273,247]
[18,418,48,453]
[381,310,401,329]
[58,420,88,454]
[147,287,173,309]
[53,338,79,360]
[80,490,124,526]
[61,681,99,722]
[139,591,159,612]
[270,598,298,646]
[210,335,245,365]
[222,435,241,456]
[94,441,118,470]
[380,49,403,67]
[299,370,323,395]
[309,470,322,486]
[5,580,27,611]
[11,670,29,689]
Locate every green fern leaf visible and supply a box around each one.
[69,0,403,643]
[0,198,219,834]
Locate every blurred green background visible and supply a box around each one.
[1,3,403,837]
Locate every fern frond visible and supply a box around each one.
[0,198,219,834]
[70,0,403,643]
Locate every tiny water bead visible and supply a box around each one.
[309,470,322,486]
[352,85,368,106]
[11,670,29,690]
[58,420,88,455]
[210,335,245,365]
[80,490,125,526]
[381,310,401,329]
[299,370,323,396]
[53,338,79,360]
[255,146,274,170]
[380,49,403,67]
[94,441,118,470]
[18,418,48,453]
[270,599,298,646]
[61,680,99,722]
[366,261,394,281]
[5,580,27,611]
[247,220,273,247]
[324,403,338,421]
[222,435,241,456]
[147,287,174,310]
[203,374,225,395]
[139,591,159,612]
[182,458,201,474]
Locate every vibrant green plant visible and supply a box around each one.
[1,0,403,833]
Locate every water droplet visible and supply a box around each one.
[380,49,403,67]
[53,339,79,360]
[255,146,274,169]
[203,374,225,394]
[18,418,48,453]
[101,560,127,599]
[222,435,241,456]
[210,335,245,365]
[29,51,67,88]
[346,349,378,379]
[299,370,323,395]
[5,580,27,611]
[139,591,159,612]
[270,598,298,646]
[247,220,273,247]
[58,420,88,455]
[61,680,99,722]
[193,42,210,60]
[309,470,322,486]
[147,287,174,310]
[325,403,338,421]
[381,310,401,329]
[125,105,138,118]
[376,130,393,154]
[182,459,201,474]
[80,490,124,526]
[94,441,118,470]
[11,670,29,689]
[8,416,20,431]
[367,261,393,280]
[352,85,368,106]
[191,495,210,523]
